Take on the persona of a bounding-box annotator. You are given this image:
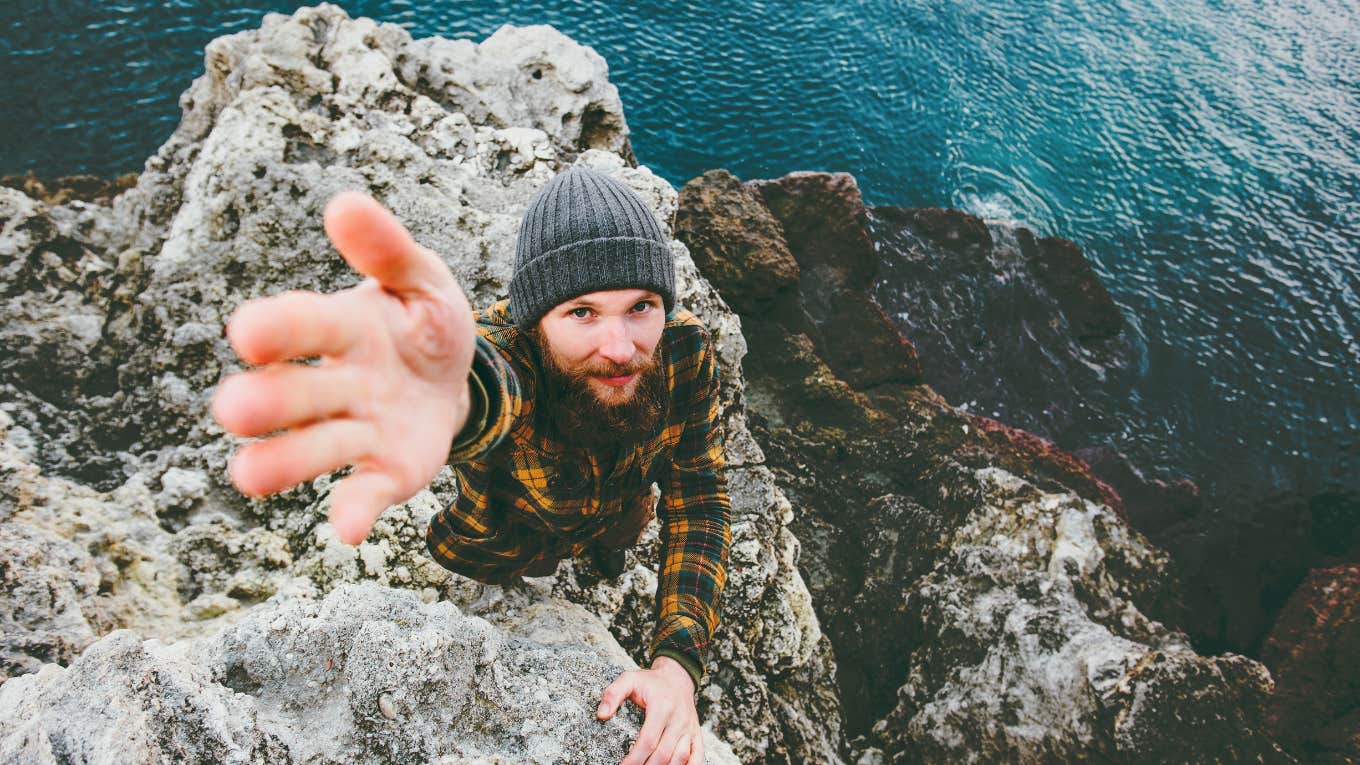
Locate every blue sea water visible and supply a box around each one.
[2,0,1357,501]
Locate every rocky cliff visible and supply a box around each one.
[0,4,1318,764]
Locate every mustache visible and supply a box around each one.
[583,356,656,378]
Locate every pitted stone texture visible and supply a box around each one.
[0,582,741,764]
[0,5,833,763]
[868,467,1292,763]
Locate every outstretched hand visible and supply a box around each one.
[211,191,477,544]
[597,655,703,765]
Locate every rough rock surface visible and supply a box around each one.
[863,194,1360,668]
[0,3,1323,763]
[1259,563,1360,765]
[675,168,1296,763]
[863,204,1135,459]
[1,5,833,764]
[0,582,741,764]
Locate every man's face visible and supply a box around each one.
[528,288,668,446]
[535,288,667,404]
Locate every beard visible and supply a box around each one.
[526,327,668,450]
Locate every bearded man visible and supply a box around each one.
[212,165,731,765]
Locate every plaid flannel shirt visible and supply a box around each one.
[425,299,732,689]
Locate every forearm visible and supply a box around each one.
[649,468,732,689]
[447,334,522,464]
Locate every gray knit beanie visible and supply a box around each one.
[509,165,675,330]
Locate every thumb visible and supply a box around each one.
[597,673,638,720]
[322,190,453,297]
[328,469,401,545]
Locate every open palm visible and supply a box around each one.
[211,191,476,545]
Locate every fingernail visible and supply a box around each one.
[598,704,607,716]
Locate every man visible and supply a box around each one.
[211,165,730,765]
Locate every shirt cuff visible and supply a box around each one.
[447,363,490,460]
[650,647,704,691]
[447,335,514,464]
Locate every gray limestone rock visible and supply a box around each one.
[871,466,1287,762]
[0,4,832,763]
[5,2,1276,763]
[0,582,740,764]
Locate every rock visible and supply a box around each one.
[1073,445,1202,536]
[673,169,800,312]
[862,203,1140,452]
[1153,486,1360,663]
[676,167,1295,763]
[859,199,1345,670]
[0,523,100,681]
[0,582,741,764]
[0,412,208,671]
[744,171,922,390]
[1260,564,1360,764]
[0,630,288,762]
[873,468,1284,763]
[1017,231,1124,343]
[0,171,139,207]
[0,4,835,763]
[2,2,1315,762]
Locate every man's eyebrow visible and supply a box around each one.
[561,293,659,309]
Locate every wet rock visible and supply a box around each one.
[676,167,1293,763]
[1260,563,1360,764]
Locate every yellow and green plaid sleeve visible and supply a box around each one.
[447,334,523,465]
[428,330,533,584]
[649,328,732,690]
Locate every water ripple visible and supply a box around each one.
[2,0,1357,496]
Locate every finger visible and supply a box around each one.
[644,729,684,765]
[621,707,667,765]
[665,734,691,765]
[228,417,375,498]
[323,190,454,296]
[327,469,403,545]
[212,362,366,438]
[226,288,365,366]
[598,671,643,720]
[598,672,628,713]
[688,736,703,765]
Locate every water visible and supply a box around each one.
[3,0,1357,501]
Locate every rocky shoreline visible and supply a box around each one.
[1,4,1352,763]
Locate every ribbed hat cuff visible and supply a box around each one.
[509,236,676,329]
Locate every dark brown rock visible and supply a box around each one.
[1260,563,1360,764]
[674,168,1274,763]
[743,171,921,389]
[879,206,993,257]
[863,202,1140,451]
[1075,445,1203,535]
[1,171,139,207]
[674,169,800,312]
[1017,228,1125,342]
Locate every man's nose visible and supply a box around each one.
[597,320,635,365]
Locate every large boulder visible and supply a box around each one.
[676,167,1296,763]
[0,581,741,763]
[1259,563,1360,764]
[0,5,836,764]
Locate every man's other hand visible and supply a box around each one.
[597,655,703,765]
[211,191,476,545]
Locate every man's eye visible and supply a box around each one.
[632,301,652,313]
[569,307,592,319]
